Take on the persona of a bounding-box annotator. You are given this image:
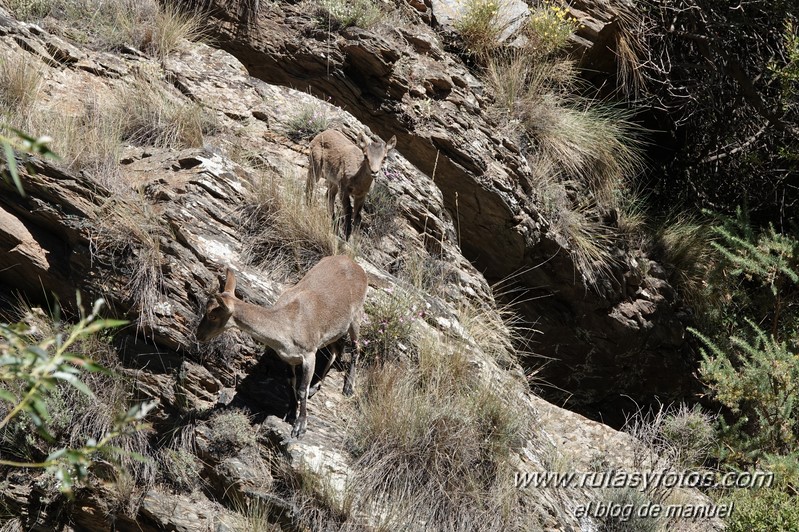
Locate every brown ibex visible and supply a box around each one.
[195,256,368,438]
[306,129,397,240]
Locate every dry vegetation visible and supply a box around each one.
[242,167,341,276]
[346,327,538,531]
[460,0,646,288]
[6,0,205,59]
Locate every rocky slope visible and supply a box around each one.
[190,0,700,420]
[0,2,716,531]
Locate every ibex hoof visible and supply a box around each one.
[291,417,307,439]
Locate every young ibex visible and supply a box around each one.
[306,129,397,240]
[195,255,368,438]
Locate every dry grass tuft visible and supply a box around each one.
[36,101,124,187]
[94,194,167,333]
[651,216,716,309]
[146,2,207,60]
[242,168,339,274]
[315,0,385,30]
[347,325,538,531]
[530,102,643,208]
[9,0,206,58]
[118,77,212,149]
[0,53,43,114]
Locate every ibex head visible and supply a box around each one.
[358,132,396,177]
[196,268,237,342]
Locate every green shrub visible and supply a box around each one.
[690,207,799,470]
[723,488,799,532]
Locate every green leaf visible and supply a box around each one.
[0,389,17,403]
[2,140,25,197]
[62,354,109,373]
[80,320,126,335]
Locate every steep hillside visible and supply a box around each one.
[0,1,723,530]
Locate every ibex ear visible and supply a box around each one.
[214,293,230,312]
[358,132,371,149]
[223,268,237,294]
[386,135,397,152]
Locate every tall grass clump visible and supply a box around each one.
[242,169,339,274]
[37,102,124,187]
[95,194,168,333]
[467,0,645,288]
[147,3,206,60]
[117,77,212,149]
[651,216,716,310]
[347,328,537,530]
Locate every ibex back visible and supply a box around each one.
[195,255,368,438]
[306,129,397,240]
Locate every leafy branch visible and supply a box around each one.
[0,296,156,494]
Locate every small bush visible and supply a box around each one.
[316,0,383,30]
[456,0,502,56]
[283,101,330,141]
[206,409,256,455]
[624,403,717,473]
[722,488,799,532]
[660,404,716,468]
[524,1,580,56]
[0,300,155,496]
[360,287,423,364]
[4,0,50,20]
